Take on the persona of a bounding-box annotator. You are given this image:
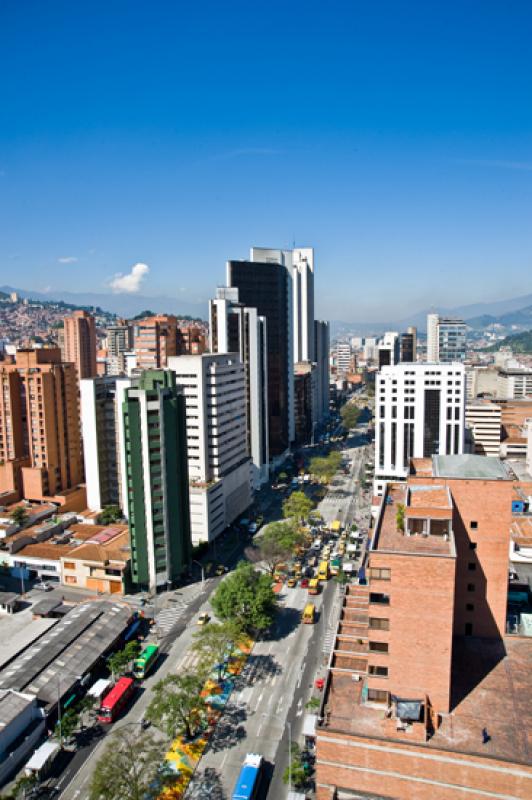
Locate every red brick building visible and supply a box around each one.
[316,454,532,800]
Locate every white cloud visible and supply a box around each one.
[109,262,150,293]
[58,256,78,264]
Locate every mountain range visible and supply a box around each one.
[330,292,532,337]
[0,285,208,320]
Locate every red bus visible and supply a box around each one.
[97,677,135,723]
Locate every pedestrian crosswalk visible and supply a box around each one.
[155,604,187,635]
[322,629,336,654]
[177,649,202,671]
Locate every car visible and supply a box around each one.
[215,565,227,576]
[34,581,54,591]
[197,612,211,626]
[287,577,297,588]
[300,578,309,588]
[248,522,258,534]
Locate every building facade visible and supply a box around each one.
[122,370,191,591]
[374,363,466,494]
[168,354,252,544]
[209,287,269,487]
[465,399,501,457]
[227,258,293,458]
[427,314,467,363]
[0,349,83,503]
[80,376,132,512]
[63,310,97,380]
[314,320,330,423]
[133,315,179,371]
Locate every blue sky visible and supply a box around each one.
[1,0,531,321]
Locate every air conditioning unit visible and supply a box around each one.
[352,674,361,682]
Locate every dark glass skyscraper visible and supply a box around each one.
[227,260,291,457]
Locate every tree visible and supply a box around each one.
[97,505,123,525]
[192,620,247,681]
[282,491,314,524]
[305,696,320,711]
[340,402,360,430]
[90,727,168,800]
[253,521,303,576]
[211,562,277,633]
[55,707,80,744]
[282,742,308,789]
[108,640,140,679]
[396,503,405,532]
[10,506,28,527]
[3,773,39,800]
[310,452,342,483]
[146,673,206,740]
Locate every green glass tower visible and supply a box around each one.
[123,370,192,591]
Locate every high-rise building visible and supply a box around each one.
[106,321,133,376]
[0,349,83,502]
[335,342,352,375]
[374,362,466,494]
[227,258,293,458]
[133,315,179,371]
[294,362,314,444]
[168,354,252,544]
[80,375,132,512]
[377,331,400,368]
[427,314,467,363]
[399,326,417,363]
[314,320,330,423]
[315,455,530,800]
[122,370,191,591]
[209,287,269,487]
[63,310,97,379]
[250,246,314,363]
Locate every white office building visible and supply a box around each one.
[465,400,502,457]
[335,342,352,375]
[209,287,269,488]
[168,353,252,544]
[80,376,132,512]
[374,362,466,495]
[377,331,400,368]
[426,314,467,363]
[497,368,532,400]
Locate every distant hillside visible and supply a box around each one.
[486,329,532,353]
[467,305,532,330]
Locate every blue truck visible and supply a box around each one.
[231,753,263,800]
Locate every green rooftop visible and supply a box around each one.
[432,455,511,481]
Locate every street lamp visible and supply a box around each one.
[192,560,205,587]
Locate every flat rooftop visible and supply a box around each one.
[0,688,34,727]
[373,484,454,556]
[322,636,532,765]
[432,454,511,481]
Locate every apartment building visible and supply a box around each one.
[63,310,97,380]
[316,454,531,800]
[122,370,191,591]
[335,342,352,376]
[0,349,83,504]
[374,363,466,494]
[427,313,467,362]
[465,399,501,457]
[168,354,252,544]
[105,321,133,375]
[80,376,132,512]
[133,315,179,371]
[209,287,269,487]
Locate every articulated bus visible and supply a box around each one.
[133,643,159,680]
[97,677,135,723]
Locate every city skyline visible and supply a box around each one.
[1,1,532,320]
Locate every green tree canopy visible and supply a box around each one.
[211,562,277,633]
[282,742,308,789]
[340,402,360,429]
[89,727,167,800]
[97,505,123,525]
[145,673,206,740]
[192,620,247,681]
[10,506,28,527]
[310,452,342,483]
[282,491,314,524]
[108,640,140,679]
